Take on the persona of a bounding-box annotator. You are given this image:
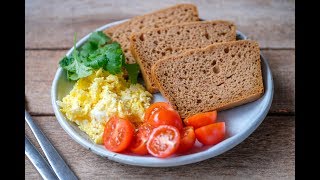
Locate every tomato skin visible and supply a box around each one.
[144,102,172,122]
[147,125,181,158]
[148,108,183,131]
[195,122,225,145]
[176,126,196,153]
[103,116,135,152]
[144,102,183,131]
[129,123,154,155]
[184,111,217,129]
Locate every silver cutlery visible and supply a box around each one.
[25,136,58,180]
[25,110,78,180]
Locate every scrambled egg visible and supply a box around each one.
[57,68,152,144]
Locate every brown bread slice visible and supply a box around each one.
[130,20,236,93]
[103,4,199,64]
[151,40,264,118]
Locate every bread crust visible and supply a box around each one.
[103,4,199,64]
[130,40,158,93]
[130,20,236,93]
[151,40,264,118]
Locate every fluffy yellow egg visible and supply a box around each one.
[57,68,152,144]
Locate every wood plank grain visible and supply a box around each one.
[263,50,295,114]
[25,115,294,179]
[25,0,294,49]
[25,49,294,115]
[25,50,64,115]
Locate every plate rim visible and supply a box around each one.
[51,19,274,167]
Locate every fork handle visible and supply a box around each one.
[25,110,78,180]
[25,136,59,180]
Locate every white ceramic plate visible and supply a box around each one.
[51,19,274,167]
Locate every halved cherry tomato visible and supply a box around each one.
[144,102,183,131]
[103,116,135,152]
[176,126,196,153]
[129,123,154,155]
[195,122,225,145]
[147,125,181,158]
[184,111,217,129]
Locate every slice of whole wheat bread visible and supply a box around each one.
[130,20,236,93]
[151,40,264,118]
[103,4,199,64]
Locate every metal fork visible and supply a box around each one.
[25,135,58,180]
[25,110,78,180]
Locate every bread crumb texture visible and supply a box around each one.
[152,40,264,118]
[104,4,199,64]
[131,20,236,93]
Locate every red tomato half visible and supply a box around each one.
[184,111,217,129]
[129,123,154,155]
[147,125,180,158]
[144,102,183,131]
[176,126,196,153]
[195,122,225,146]
[103,116,135,152]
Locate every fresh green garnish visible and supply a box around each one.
[80,31,111,57]
[104,43,124,74]
[59,33,93,80]
[59,31,140,83]
[124,63,140,84]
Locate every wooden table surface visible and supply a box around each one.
[25,0,295,179]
